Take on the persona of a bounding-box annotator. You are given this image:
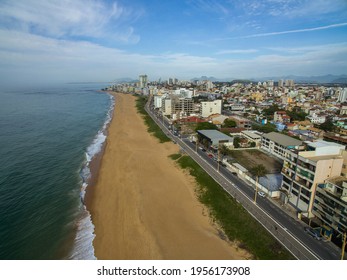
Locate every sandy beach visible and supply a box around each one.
[88,92,251,260]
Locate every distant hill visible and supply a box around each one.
[255,74,347,84]
[113,77,137,84]
[188,74,347,84]
[191,76,219,82]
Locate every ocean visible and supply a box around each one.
[0,83,114,259]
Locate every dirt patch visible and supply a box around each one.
[229,149,282,173]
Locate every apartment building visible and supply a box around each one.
[261,132,302,161]
[274,111,290,124]
[281,140,345,215]
[200,100,222,118]
[139,74,148,88]
[313,177,347,235]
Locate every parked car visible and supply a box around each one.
[304,227,321,240]
[258,191,266,198]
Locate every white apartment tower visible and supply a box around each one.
[139,74,148,88]
[338,88,347,103]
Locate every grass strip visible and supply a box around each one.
[173,154,294,260]
[135,95,171,143]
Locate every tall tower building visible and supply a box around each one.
[338,88,347,103]
[139,74,148,88]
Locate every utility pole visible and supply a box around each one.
[217,145,220,172]
[254,182,258,204]
[341,232,346,260]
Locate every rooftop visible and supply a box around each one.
[305,140,345,149]
[197,129,233,141]
[263,132,302,147]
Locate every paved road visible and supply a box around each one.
[145,98,342,260]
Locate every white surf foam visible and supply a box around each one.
[69,93,115,260]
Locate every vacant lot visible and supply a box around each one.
[228,149,282,174]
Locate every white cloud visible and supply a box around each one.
[0,28,346,85]
[0,0,142,43]
[216,49,258,55]
[239,22,347,38]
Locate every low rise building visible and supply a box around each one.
[229,115,252,129]
[261,132,302,160]
[197,130,233,148]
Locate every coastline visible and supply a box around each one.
[87,92,251,259]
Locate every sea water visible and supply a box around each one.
[0,83,113,259]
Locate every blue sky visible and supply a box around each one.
[0,0,346,84]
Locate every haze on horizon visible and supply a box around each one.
[0,0,346,86]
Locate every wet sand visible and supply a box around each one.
[88,92,251,260]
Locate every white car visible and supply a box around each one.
[258,191,266,198]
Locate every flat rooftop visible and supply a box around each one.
[263,132,302,147]
[304,140,345,149]
[197,130,233,141]
[304,154,342,162]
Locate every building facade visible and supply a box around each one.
[200,100,222,118]
[313,177,347,235]
[139,74,148,88]
[261,132,302,161]
[281,141,345,215]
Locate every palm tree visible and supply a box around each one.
[219,144,229,160]
[250,164,268,204]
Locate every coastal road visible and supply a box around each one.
[144,97,341,260]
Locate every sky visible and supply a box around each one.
[0,0,346,85]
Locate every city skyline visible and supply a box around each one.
[0,0,346,86]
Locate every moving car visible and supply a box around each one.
[304,227,321,240]
[258,191,266,198]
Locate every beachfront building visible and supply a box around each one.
[200,100,222,118]
[161,95,193,119]
[313,176,347,235]
[281,140,346,215]
[197,130,233,148]
[261,132,303,161]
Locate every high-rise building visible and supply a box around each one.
[338,88,347,103]
[285,79,295,87]
[139,74,148,88]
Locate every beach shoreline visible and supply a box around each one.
[87,92,251,260]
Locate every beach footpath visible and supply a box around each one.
[88,92,251,260]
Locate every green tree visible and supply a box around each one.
[252,123,277,133]
[286,109,308,121]
[319,119,336,132]
[195,122,218,131]
[218,144,229,160]
[263,104,280,117]
[249,164,268,204]
[233,137,241,148]
[222,119,237,128]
